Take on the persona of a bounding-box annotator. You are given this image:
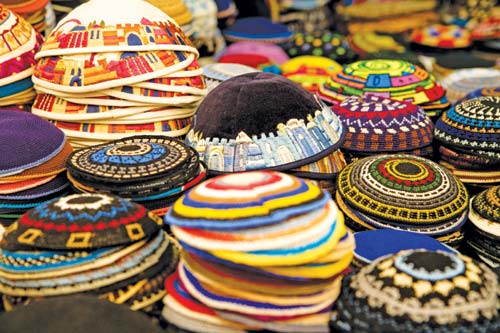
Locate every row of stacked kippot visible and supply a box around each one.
[30,0,206,148]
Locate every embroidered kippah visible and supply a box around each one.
[186,72,345,174]
[0,111,65,177]
[334,250,500,333]
[319,59,448,116]
[435,96,500,156]
[1,193,162,251]
[333,95,433,154]
[337,154,469,224]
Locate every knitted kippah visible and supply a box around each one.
[0,111,65,177]
[410,24,472,49]
[1,193,163,251]
[186,72,345,173]
[281,56,341,93]
[434,96,500,157]
[280,31,357,64]
[223,17,293,43]
[333,95,433,153]
[334,250,500,333]
[337,154,469,225]
[353,229,456,265]
[67,136,198,183]
[470,185,500,237]
[0,294,164,333]
[319,59,447,115]
[165,171,327,229]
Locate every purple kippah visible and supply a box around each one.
[0,111,65,176]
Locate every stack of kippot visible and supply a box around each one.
[202,63,257,92]
[440,68,500,103]
[0,193,178,317]
[332,95,434,160]
[467,185,500,267]
[281,56,342,93]
[31,0,205,148]
[434,96,500,185]
[319,59,450,118]
[280,31,358,65]
[66,136,206,216]
[0,4,43,108]
[352,229,456,267]
[336,154,469,247]
[223,17,293,44]
[163,171,354,333]
[332,250,500,333]
[185,72,347,191]
[0,112,73,227]
[2,0,55,36]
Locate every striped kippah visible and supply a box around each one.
[165,171,328,229]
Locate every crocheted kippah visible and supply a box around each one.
[353,229,456,265]
[165,171,327,229]
[281,56,342,93]
[1,193,163,251]
[470,185,500,238]
[0,111,65,177]
[434,96,500,157]
[186,72,345,173]
[223,17,293,43]
[280,31,357,64]
[337,154,469,225]
[67,136,198,183]
[333,95,433,153]
[334,250,500,333]
[410,24,472,49]
[319,59,447,115]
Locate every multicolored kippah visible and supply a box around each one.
[410,24,472,49]
[186,72,346,176]
[456,87,500,104]
[435,96,500,185]
[319,59,449,117]
[336,154,469,247]
[163,170,353,332]
[66,136,206,214]
[281,56,342,93]
[332,95,434,157]
[32,0,205,148]
[332,250,500,333]
[1,193,163,251]
[467,185,500,266]
[223,17,293,43]
[0,4,43,107]
[280,31,357,64]
[441,68,500,103]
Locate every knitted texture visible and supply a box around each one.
[337,154,469,225]
[1,193,163,251]
[435,96,500,156]
[333,95,433,153]
[319,59,448,114]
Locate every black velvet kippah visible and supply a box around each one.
[193,72,323,138]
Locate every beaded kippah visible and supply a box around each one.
[1,193,163,251]
[333,95,433,153]
[337,154,469,224]
[334,250,500,333]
